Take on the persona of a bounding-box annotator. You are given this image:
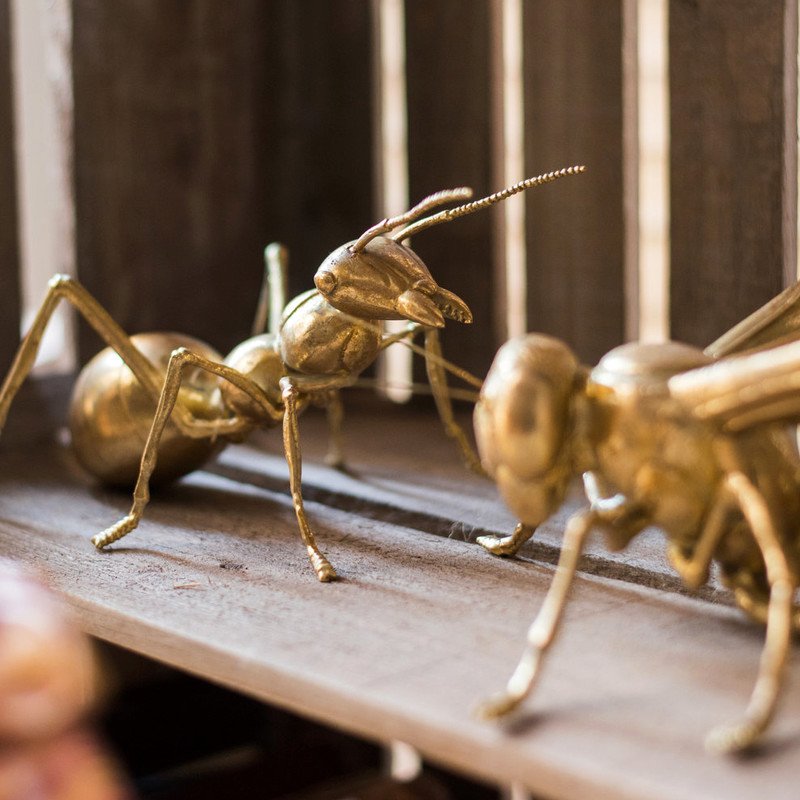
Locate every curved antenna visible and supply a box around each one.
[349,187,473,253]
[394,165,586,242]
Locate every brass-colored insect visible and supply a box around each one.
[473,283,800,753]
[0,167,584,582]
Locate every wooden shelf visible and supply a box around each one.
[1,397,799,799]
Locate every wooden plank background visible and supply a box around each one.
[405,0,495,379]
[0,0,20,376]
[71,0,373,362]
[669,0,790,346]
[522,0,626,364]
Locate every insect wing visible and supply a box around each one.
[670,337,800,432]
[705,281,800,358]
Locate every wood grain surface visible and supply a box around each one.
[0,0,20,375]
[669,0,791,346]
[0,406,798,799]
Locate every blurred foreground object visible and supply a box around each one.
[0,559,131,799]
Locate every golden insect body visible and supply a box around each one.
[473,283,800,754]
[0,167,584,583]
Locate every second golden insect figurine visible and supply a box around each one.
[0,166,584,582]
[473,283,800,754]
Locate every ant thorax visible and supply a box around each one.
[279,290,382,377]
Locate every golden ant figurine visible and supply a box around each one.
[0,167,584,582]
[472,281,800,753]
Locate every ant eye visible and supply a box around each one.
[315,270,337,295]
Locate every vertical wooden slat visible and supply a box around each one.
[622,0,640,343]
[72,1,373,362]
[405,0,495,380]
[522,1,626,365]
[0,0,20,374]
[669,0,790,345]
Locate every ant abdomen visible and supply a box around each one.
[69,332,225,487]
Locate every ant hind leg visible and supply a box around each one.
[0,275,164,436]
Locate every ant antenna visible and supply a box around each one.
[393,166,586,242]
[349,187,473,253]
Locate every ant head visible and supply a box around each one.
[314,187,476,327]
[314,235,472,327]
[474,335,581,527]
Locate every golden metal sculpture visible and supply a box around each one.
[0,167,584,582]
[473,284,800,754]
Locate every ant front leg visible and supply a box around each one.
[94,349,273,549]
[423,328,486,476]
[280,377,337,582]
[477,508,597,719]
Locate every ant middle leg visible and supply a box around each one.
[323,390,345,470]
[93,349,276,549]
[280,377,337,582]
[667,485,734,590]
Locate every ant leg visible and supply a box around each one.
[280,377,337,582]
[703,471,795,754]
[0,276,164,434]
[732,585,800,630]
[323,390,346,469]
[93,349,274,549]
[477,509,596,719]
[423,328,485,476]
[667,485,734,590]
[476,523,535,557]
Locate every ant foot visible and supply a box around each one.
[308,549,337,582]
[705,721,761,755]
[324,452,346,471]
[476,534,521,558]
[92,515,138,550]
[474,690,524,720]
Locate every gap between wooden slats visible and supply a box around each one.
[669,0,792,345]
[71,0,374,363]
[0,0,20,376]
